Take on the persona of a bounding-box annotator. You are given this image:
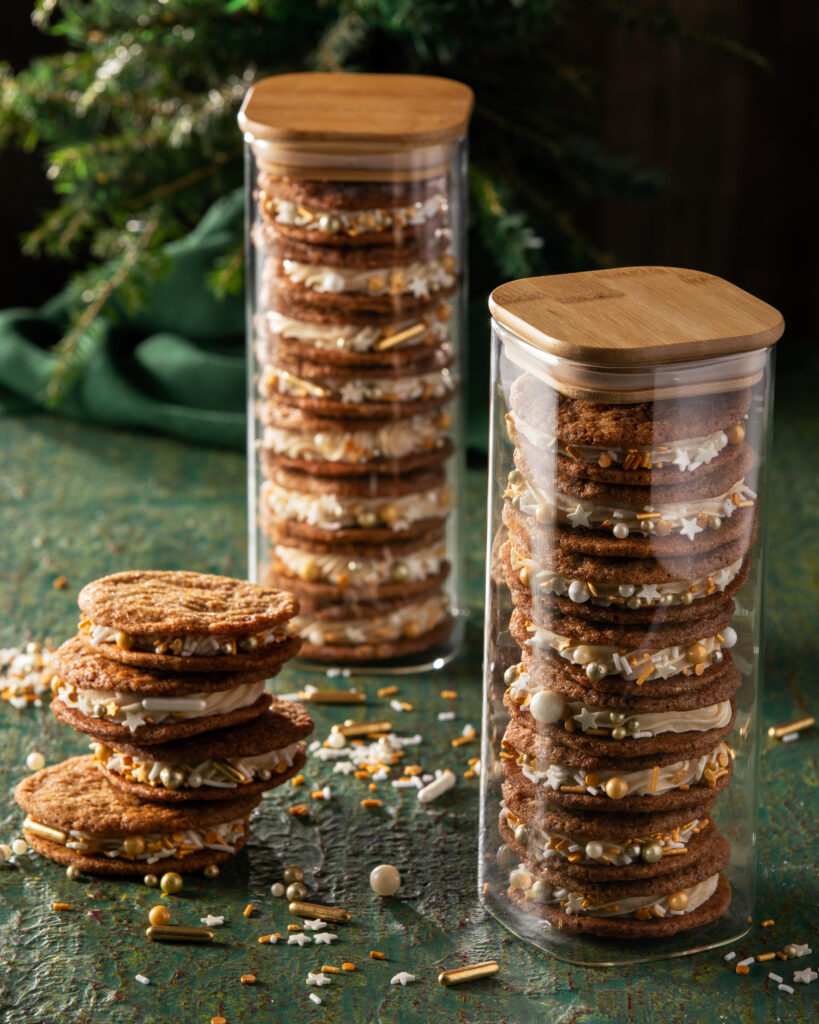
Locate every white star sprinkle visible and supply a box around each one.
[789,944,812,957]
[637,584,662,603]
[712,568,732,588]
[306,972,332,987]
[390,972,416,986]
[575,707,600,732]
[122,710,147,732]
[288,933,312,946]
[302,919,328,932]
[672,449,691,471]
[567,503,591,529]
[793,967,817,984]
[407,275,430,298]
[333,761,356,775]
[679,517,703,540]
[565,893,585,914]
[313,932,338,944]
[200,915,225,927]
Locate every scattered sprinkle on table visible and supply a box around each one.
[134,974,150,985]
[26,751,45,771]
[437,711,455,721]
[779,984,794,994]
[306,972,331,987]
[201,915,225,928]
[762,919,775,927]
[341,963,355,972]
[240,974,256,985]
[309,993,322,1005]
[768,972,783,983]
[303,918,328,932]
[52,903,71,912]
[243,904,254,918]
[288,933,311,946]
[418,770,456,804]
[270,882,285,897]
[724,951,736,961]
[314,932,338,944]
[391,972,416,986]
[737,957,755,968]
[784,943,812,957]
[211,1017,227,1024]
[321,965,340,975]
[735,964,750,975]
[793,967,817,984]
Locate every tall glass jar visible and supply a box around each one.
[479,268,783,964]
[239,74,472,671]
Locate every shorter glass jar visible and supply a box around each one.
[239,74,473,671]
[479,268,783,964]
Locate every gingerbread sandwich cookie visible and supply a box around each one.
[92,699,313,802]
[50,637,278,745]
[77,570,300,672]
[15,756,259,876]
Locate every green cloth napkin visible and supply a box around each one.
[0,191,246,448]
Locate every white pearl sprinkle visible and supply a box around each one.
[370,864,401,897]
[26,752,46,771]
[11,839,27,856]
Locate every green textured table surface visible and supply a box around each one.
[0,359,816,1024]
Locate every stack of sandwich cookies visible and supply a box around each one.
[253,167,459,663]
[16,571,311,877]
[498,373,757,938]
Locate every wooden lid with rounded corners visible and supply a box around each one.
[239,73,473,149]
[489,267,784,367]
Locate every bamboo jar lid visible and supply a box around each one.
[490,267,784,401]
[239,73,473,181]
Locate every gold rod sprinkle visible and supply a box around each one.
[374,322,427,351]
[289,901,351,924]
[438,961,499,986]
[768,716,814,738]
[299,689,366,705]
[23,817,68,844]
[332,720,392,737]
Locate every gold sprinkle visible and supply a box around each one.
[756,952,776,962]
[332,720,392,738]
[298,689,366,705]
[290,775,305,787]
[635,664,654,687]
[370,950,386,960]
[360,799,382,808]
[438,961,500,986]
[374,322,426,351]
[52,902,71,912]
[441,690,458,699]
[290,902,351,925]
[341,962,356,971]
[289,804,308,816]
[762,919,775,927]
[768,716,814,738]
[240,974,257,985]
[243,904,254,918]
[735,964,750,975]
[322,965,340,974]
[649,766,659,793]
[377,686,398,697]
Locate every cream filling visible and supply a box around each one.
[274,541,446,587]
[260,411,449,463]
[511,412,730,474]
[81,622,291,658]
[501,804,707,866]
[507,470,756,539]
[99,742,302,790]
[260,311,450,353]
[525,623,737,681]
[261,365,455,405]
[262,480,449,532]
[516,742,731,797]
[267,192,447,234]
[508,669,731,736]
[293,595,448,647]
[510,547,743,608]
[24,815,248,864]
[512,867,720,918]
[281,256,456,298]
[55,680,266,732]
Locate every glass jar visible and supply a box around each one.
[479,268,784,964]
[239,74,472,670]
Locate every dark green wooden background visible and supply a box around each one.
[0,355,816,1023]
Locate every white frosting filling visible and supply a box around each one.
[517,742,731,797]
[512,866,720,918]
[260,411,449,463]
[508,669,731,737]
[261,365,455,405]
[100,742,302,790]
[260,311,449,353]
[268,193,447,234]
[262,480,449,532]
[525,623,737,681]
[510,546,743,608]
[55,680,266,732]
[294,595,448,647]
[82,622,290,657]
[274,541,446,587]
[511,412,730,473]
[507,470,756,540]
[54,818,248,863]
[501,803,707,866]
[281,256,456,298]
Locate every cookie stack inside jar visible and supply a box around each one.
[481,268,783,958]
[240,73,473,667]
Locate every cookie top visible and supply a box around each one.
[509,374,752,446]
[15,756,260,835]
[78,571,298,636]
